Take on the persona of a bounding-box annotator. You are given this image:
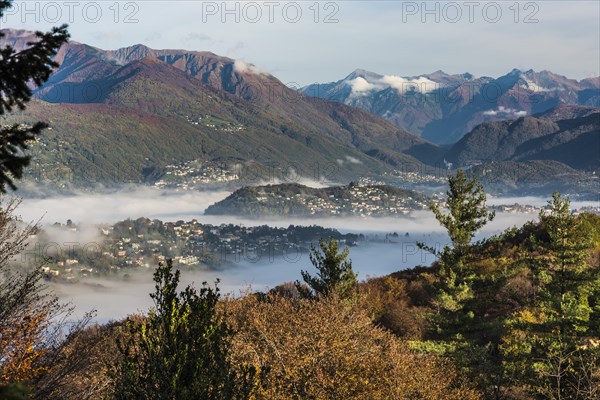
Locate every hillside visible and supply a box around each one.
[302,68,600,144]
[445,107,600,170]
[469,160,599,197]
[1,29,441,187]
[204,183,428,217]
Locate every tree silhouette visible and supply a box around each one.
[0,1,69,192]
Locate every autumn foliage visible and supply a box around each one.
[225,291,480,400]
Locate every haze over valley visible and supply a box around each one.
[2,27,597,321]
[14,184,598,322]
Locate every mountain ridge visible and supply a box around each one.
[1,29,439,187]
[445,108,600,171]
[301,68,599,144]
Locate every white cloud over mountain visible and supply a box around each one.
[233,60,269,76]
[483,106,527,117]
[348,75,440,95]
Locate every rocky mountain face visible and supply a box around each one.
[301,68,600,144]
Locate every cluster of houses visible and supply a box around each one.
[383,169,448,185]
[36,219,358,282]
[252,185,429,217]
[184,114,246,133]
[338,185,428,216]
[154,160,239,189]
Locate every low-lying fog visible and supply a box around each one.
[49,240,445,322]
[12,186,599,322]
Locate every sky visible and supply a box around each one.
[1,1,599,86]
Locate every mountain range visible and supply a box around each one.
[301,69,599,144]
[445,105,599,171]
[1,28,439,186]
[468,160,598,197]
[1,29,598,196]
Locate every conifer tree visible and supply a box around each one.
[296,237,357,299]
[0,0,69,192]
[502,193,600,399]
[419,170,494,327]
[112,260,254,400]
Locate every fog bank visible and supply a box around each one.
[13,188,596,322]
[52,237,447,322]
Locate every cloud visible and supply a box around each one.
[380,75,439,94]
[349,77,381,93]
[345,156,363,164]
[183,32,211,43]
[483,106,527,117]
[233,60,269,76]
[335,156,363,166]
[348,75,440,96]
[519,76,560,92]
[16,186,232,225]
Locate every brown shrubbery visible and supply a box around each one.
[224,292,480,400]
[33,321,125,400]
[0,199,74,390]
[358,275,427,339]
[32,285,481,400]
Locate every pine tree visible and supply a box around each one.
[502,193,600,398]
[415,170,500,395]
[537,193,596,336]
[0,1,69,192]
[112,260,254,400]
[296,237,357,299]
[419,170,494,326]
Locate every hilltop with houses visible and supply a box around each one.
[205,182,430,217]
